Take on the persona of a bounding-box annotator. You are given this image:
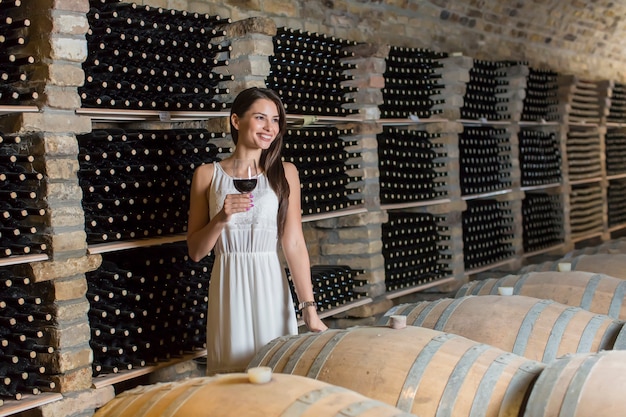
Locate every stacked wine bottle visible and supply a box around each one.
[608,179,626,228]
[561,77,604,124]
[82,1,231,111]
[462,199,515,270]
[521,68,559,122]
[0,268,56,400]
[78,128,224,244]
[287,265,365,315]
[381,212,451,291]
[565,126,602,181]
[377,126,448,204]
[607,82,626,124]
[0,133,48,258]
[569,184,604,237]
[87,242,212,376]
[0,0,39,106]
[518,127,561,186]
[380,46,447,119]
[605,128,626,176]
[459,126,512,196]
[522,192,564,252]
[267,27,358,117]
[461,60,512,121]
[281,127,363,215]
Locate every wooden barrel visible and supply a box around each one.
[248,326,545,417]
[379,295,623,362]
[455,271,626,320]
[523,350,626,417]
[520,253,626,278]
[94,373,418,417]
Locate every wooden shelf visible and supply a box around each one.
[76,108,229,122]
[87,234,186,255]
[385,276,457,300]
[464,257,518,277]
[302,206,368,223]
[91,349,207,389]
[520,183,562,192]
[608,223,626,233]
[0,393,62,417]
[569,177,603,186]
[76,108,363,125]
[461,189,513,200]
[523,243,566,259]
[0,105,39,116]
[606,173,626,181]
[0,253,48,267]
[457,118,513,126]
[377,117,448,125]
[380,198,452,211]
[518,120,560,127]
[571,231,604,244]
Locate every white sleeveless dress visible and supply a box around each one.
[206,162,298,374]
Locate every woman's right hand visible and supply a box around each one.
[220,193,254,221]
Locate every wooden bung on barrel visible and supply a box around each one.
[456,271,626,320]
[523,350,626,417]
[93,373,419,417]
[379,295,623,363]
[248,326,545,417]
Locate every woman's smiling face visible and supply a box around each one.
[231,98,281,150]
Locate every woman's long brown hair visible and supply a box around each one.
[230,87,290,238]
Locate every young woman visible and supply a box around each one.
[187,87,327,374]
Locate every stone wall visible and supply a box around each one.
[136,0,626,82]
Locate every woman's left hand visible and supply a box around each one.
[302,308,328,332]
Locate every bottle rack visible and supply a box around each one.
[81,3,232,112]
[0,133,49,262]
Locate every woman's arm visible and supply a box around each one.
[281,162,328,332]
[186,163,253,262]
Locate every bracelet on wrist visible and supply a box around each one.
[298,301,317,311]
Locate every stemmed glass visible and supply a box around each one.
[232,159,258,193]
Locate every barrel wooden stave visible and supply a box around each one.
[380,295,623,362]
[523,350,626,417]
[249,326,545,417]
[456,271,626,320]
[94,373,418,417]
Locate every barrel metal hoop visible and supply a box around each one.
[284,333,322,374]
[411,299,440,326]
[542,307,578,362]
[609,280,626,319]
[559,353,604,417]
[130,381,192,416]
[468,352,514,417]
[248,335,290,368]
[513,273,531,293]
[512,299,553,357]
[266,336,302,370]
[580,274,602,310]
[396,333,455,412]
[437,344,491,417]
[307,331,350,379]
[160,381,206,417]
[280,386,344,417]
[434,297,466,331]
[522,355,569,417]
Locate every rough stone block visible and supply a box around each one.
[24,254,102,282]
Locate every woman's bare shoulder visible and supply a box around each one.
[192,162,215,187]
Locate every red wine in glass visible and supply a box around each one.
[232,159,258,193]
[233,178,257,193]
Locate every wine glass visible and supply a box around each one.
[232,159,258,193]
